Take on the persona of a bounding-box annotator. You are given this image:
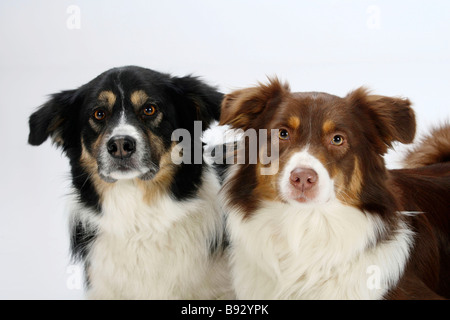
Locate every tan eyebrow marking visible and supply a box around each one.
[322,120,336,133]
[288,116,301,130]
[130,90,150,108]
[97,91,116,110]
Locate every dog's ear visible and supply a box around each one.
[219,78,290,130]
[348,87,416,153]
[170,76,222,129]
[28,89,80,148]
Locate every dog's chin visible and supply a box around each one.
[285,195,318,206]
[282,187,334,207]
[99,167,158,183]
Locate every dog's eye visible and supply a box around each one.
[279,129,290,140]
[331,134,344,146]
[93,109,106,121]
[143,105,157,117]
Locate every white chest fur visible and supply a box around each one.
[227,200,413,300]
[72,170,231,299]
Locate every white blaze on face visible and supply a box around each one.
[109,113,142,144]
[279,148,335,205]
[99,112,150,180]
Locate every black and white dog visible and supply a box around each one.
[28,66,232,299]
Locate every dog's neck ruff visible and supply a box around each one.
[226,199,414,299]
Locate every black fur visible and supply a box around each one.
[28,66,222,262]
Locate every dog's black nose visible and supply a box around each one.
[107,136,136,159]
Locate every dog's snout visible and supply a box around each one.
[107,136,136,159]
[289,168,318,191]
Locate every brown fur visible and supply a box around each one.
[403,124,450,168]
[220,79,414,220]
[80,138,113,202]
[220,78,290,130]
[130,90,150,108]
[97,91,117,111]
[136,143,178,205]
[220,78,450,299]
[389,163,450,298]
[287,116,301,130]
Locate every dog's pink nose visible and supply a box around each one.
[289,168,318,191]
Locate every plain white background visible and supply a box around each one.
[0,0,449,299]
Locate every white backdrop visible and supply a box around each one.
[0,0,449,299]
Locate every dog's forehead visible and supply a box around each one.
[91,72,164,112]
[277,92,347,125]
[289,91,343,109]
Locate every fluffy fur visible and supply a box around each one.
[403,123,450,168]
[28,66,232,299]
[211,79,450,300]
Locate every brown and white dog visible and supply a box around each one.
[208,79,450,299]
